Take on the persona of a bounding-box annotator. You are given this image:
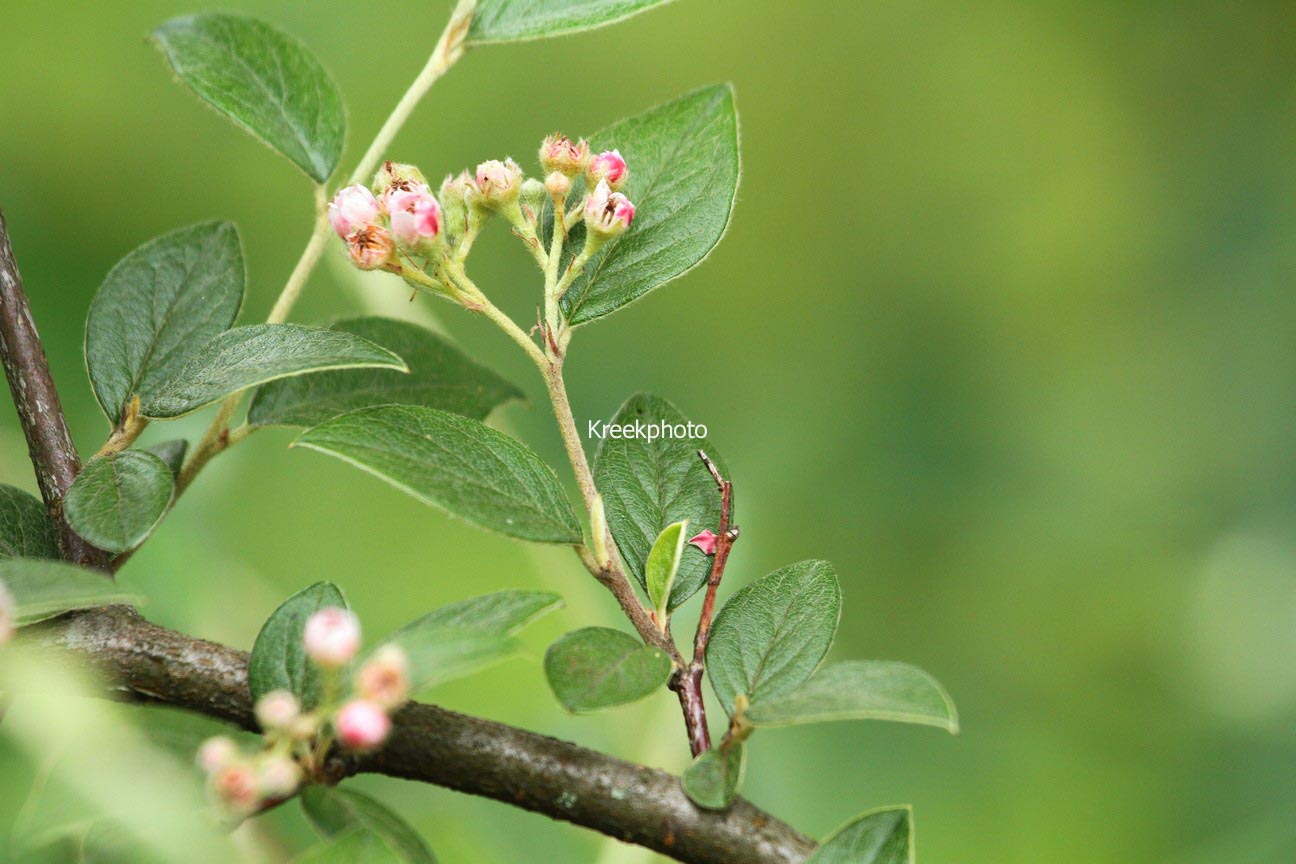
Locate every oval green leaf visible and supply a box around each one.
[742,661,959,734]
[808,806,914,864]
[469,0,675,44]
[153,14,345,183]
[301,786,435,864]
[139,324,406,419]
[248,317,522,428]
[544,626,671,712]
[560,85,739,325]
[0,559,143,626]
[294,405,581,544]
[249,581,347,709]
[64,451,174,554]
[85,221,244,426]
[0,485,57,560]
[389,590,562,637]
[682,743,746,811]
[383,626,518,694]
[593,394,726,609]
[646,520,687,619]
[706,560,841,716]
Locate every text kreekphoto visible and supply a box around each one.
[587,418,709,441]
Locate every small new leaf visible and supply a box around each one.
[682,743,746,810]
[139,324,406,419]
[645,520,687,620]
[705,560,841,716]
[469,0,676,44]
[153,15,345,182]
[0,485,57,560]
[0,559,142,626]
[741,661,959,733]
[63,451,174,554]
[808,806,914,864]
[301,787,434,864]
[249,581,347,709]
[294,406,582,544]
[544,627,671,712]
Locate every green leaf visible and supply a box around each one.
[153,14,345,182]
[301,787,435,864]
[249,581,347,709]
[468,0,675,44]
[0,559,142,626]
[384,626,518,693]
[291,828,402,864]
[63,452,174,554]
[145,440,189,476]
[85,222,244,425]
[294,405,581,544]
[389,590,562,637]
[560,85,739,325]
[645,520,687,619]
[742,661,959,734]
[682,744,745,810]
[543,626,671,712]
[248,317,522,428]
[139,324,406,419]
[706,560,841,716]
[0,485,57,560]
[808,806,914,864]
[593,394,725,609]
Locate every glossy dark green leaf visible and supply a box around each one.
[0,485,57,560]
[0,559,142,626]
[706,560,841,716]
[808,807,913,864]
[139,324,406,419]
[742,661,959,733]
[560,85,739,325]
[593,394,725,609]
[63,452,174,554]
[682,743,745,810]
[85,222,244,425]
[145,440,189,476]
[468,0,675,44]
[294,406,581,543]
[248,317,522,428]
[544,626,671,712]
[301,787,435,864]
[645,520,687,619]
[153,14,345,182]
[249,581,347,709]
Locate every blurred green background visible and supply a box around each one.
[3,1,1296,861]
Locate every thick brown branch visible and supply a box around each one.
[0,208,109,569]
[24,606,817,864]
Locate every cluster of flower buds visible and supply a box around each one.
[0,578,14,647]
[195,607,410,815]
[538,133,635,246]
[328,161,445,272]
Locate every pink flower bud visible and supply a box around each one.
[328,185,381,238]
[346,225,397,272]
[0,579,14,647]
[356,644,410,709]
[196,735,239,773]
[387,187,443,247]
[687,530,719,556]
[474,158,523,205]
[584,180,636,237]
[256,754,302,798]
[587,149,628,191]
[254,690,300,732]
[303,607,361,667]
[212,762,260,812]
[334,699,391,751]
[539,134,591,177]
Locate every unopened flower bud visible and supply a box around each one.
[0,579,14,647]
[474,159,523,207]
[328,185,381,238]
[539,134,591,177]
[356,644,410,709]
[334,699,391,751]
[257,754,302,798]
[254,690,300,732]
[196,735,239,773]
[303,607,361,667]
[388,187,443,250]
[687,530,719,556]
[544,171,571,203]
[212,762,259,813]
[587,149,628,191]
[584,180,636,239]
[371,160,428,203]
[288,712,321,742]
[346,225,397,272]
[519,178,547,223]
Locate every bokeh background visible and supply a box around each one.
[3,1,1296,861]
